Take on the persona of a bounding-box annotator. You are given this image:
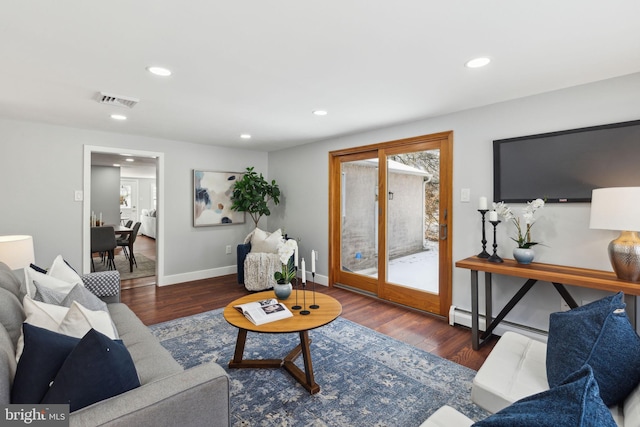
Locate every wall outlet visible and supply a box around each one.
[225,245,232,254]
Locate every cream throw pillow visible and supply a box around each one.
[58,301,117,340]
[250,228,282,253]
[48,255,84,287]
[17,297,118,360]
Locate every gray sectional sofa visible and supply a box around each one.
[0,262,230,427]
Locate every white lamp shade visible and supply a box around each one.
[0,235,35,270]
[589,187,640,231]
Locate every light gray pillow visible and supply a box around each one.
[0,287,25,347]
[34,282,107,312]
[0,270,22,299]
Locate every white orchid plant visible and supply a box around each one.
[274,239,297,284]
[493,198,545,249]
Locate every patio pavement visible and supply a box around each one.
[354,242,439,294]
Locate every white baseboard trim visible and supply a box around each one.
[158,267,330,288]
[158,265,237,286]
[451,306,548,343]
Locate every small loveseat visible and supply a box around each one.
[0,262,230,427]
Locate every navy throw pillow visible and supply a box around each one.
[11,324,80,404]
[546,292,640,406]
[41,329,140,412]
[29,263,47,274]
[473,365,616,427]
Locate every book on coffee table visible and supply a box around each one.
[234,298,293,325]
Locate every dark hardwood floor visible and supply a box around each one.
[121,271,497,371]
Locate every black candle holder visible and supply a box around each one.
[488,220,503,263]
[310,272,319,309]
[291,267,301,310]
[300,281,310,315]
[477,209,490,258]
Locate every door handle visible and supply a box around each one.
[440,224,448,240]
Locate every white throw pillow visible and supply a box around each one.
[250,228,282,253]
[58,301,117,340]
[47,255,83,287]
[25,268,76,297]
[17,297,71,360]
[23,296,69,329]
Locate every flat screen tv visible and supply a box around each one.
[493,119,640,203]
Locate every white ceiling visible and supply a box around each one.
[2,1,640,152]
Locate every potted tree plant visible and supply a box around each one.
[230,167,281,228]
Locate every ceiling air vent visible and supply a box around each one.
[97,92,139,108]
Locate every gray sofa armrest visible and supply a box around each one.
[81,271,120,303]
[70,362,230,427]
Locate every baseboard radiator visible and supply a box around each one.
[449,305,549,343]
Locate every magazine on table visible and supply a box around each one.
[234,298,293,325]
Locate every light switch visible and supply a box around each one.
[74,190,83,201]
[460,188,470,202]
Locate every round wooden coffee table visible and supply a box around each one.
[223,290,342,394]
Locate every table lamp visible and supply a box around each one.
[589,187,640,282]
[0,235,35,270]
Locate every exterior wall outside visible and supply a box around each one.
[340,162,426,273]
[341,163,377,271]
[387,171,424,258]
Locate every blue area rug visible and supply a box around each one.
[149,309,489,426]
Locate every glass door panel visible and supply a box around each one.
[338,153,380,294]
[385,150,440,294]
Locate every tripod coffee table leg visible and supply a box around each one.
[229,329,282,368]
[283,330,319,394]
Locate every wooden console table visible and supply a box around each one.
[455,256,640,350]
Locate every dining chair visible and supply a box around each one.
[117,222,141,269]
[90,226,117,271]
[116,220,133,240]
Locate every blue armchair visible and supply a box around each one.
[236,242,252,285]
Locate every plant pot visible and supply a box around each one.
[513,247,535,264]
[274,282,292,300]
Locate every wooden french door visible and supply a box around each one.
[329,132,452,317]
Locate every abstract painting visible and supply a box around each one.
[193,170,245,226]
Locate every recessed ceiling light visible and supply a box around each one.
[110,114,127,120]
[113,163,121,167]
[125,158,135,162]
[240,134,252,139]
[146,66,172,77]
[313,110,328,116]
[465,57,491,68]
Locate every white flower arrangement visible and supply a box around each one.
[493,198,545,249]
[274,239,297,283]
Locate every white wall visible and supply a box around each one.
[268,72,640,332]
[129,177,156,216]
[0,118,267,283]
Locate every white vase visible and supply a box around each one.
[274,282,292,300]
[513,247,535,264]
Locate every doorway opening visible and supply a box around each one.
[83,146,165,287]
